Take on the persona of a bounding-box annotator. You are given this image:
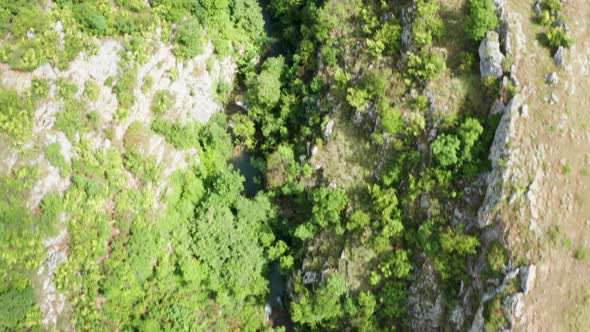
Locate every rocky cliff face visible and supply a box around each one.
[0,33,235,330]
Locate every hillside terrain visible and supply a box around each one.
[0,0,585,331]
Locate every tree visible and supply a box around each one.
[381,106,403,134]
[231,113,256,149]
[310,187,348,234]
[432,134,461,167]
[465,0,499,41]
[457,117,483,161]
[413,0,443,48]
[229,0,265,45]
[291,274,347,328]
[347,210,371,231]
[248,56,284,108]
[265,144,298,188]
[173,18,205,59]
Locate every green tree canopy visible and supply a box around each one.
[465,0,499,41]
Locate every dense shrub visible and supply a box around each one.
[45,142,70,174]
[151,90,174,115]
[406,52,445,83]
[72,2,110,36]
[546,26,574,49]
[83,80,100,101]
[151,118,201,149]
[381,106,403,134]
[432,134,461,167]
[173,18,205,59]
[413,0,444,49]
[466,0,499,41]
[0,87,33,143]
[31,78,50,101]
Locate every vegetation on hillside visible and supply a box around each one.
[0,0,521,330]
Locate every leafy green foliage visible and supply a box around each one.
[0,287,39,330]
[413,0,444,49]
[291,274,347,328]
[114,66,138,110]
[151,118,201,149]
[486,241,508,274]
[347,210,371,231]
[231,113,256,149]
[309,187,348,234]
[151,90,174,115]
[45,142,70,174]
[432,134,461,167]
[466,0,499,41]
[246,56,284,108]
[31,78,50,101]
[406,51,446,83]
[55,98,90,141]
[173,18,205,59]
[83,80,101,101]
[0,86,33,143]
[265,144,299,188]
[381,106,403,134]
[546,26,574,49]
[124,151,160,183]
[0,167,45,330]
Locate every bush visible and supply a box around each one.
[0,287,37,329]
[83,80,100,101]
[347,210,371,231]
[141,75,153,93]
[45,142,70,174]
[413,0,443,49]
[10,6,49,39]
[231,113,255,149]
[432,134,461,167]
[124,121,151,152]
[151,118,201,149]
[465,0,499,41]
[31,78,49,101]
[57,78,79,100]
[151,90,174,115]
[486,241,508,273]
[173,18,205,59]
[114,67,138,109]
[124,151,160,183]
[406,52,445,84]
[55,99,89,140]
[546,27,574,49]
[575,246,588,261]
[247,56,284,108]
[0,87,33,143]
[72,3,110,36]
[381,106,403,134]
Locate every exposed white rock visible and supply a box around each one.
[401,5,415,52]
[533,0,542,16]
[545,72,559,85]
[323,118,335,139]
[479,31,505,79]
[554,46,565,67]
[409,261,444,331]
[28,161,70,209]
[476,95,522,228]
[520,265,536,295]
[302,271,318,284]
[503,292,525,319]
[37,227,70,330]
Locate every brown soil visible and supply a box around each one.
[505,1,590,331]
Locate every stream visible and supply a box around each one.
[230,150,291,329]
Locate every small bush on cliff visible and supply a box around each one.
[465,0,499,41]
